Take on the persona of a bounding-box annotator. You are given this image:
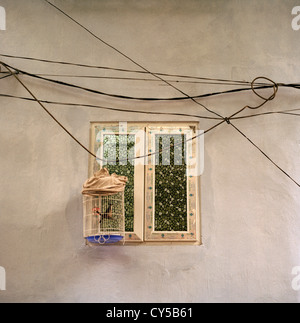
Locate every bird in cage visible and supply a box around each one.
[96,203,113,224]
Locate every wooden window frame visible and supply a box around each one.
[89,122,201,245]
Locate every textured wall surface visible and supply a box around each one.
[0,0,300,303]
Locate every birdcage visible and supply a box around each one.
[82,168,127,245]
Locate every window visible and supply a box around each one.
[89,122,201,244]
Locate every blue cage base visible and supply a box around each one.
[86,235,124,244]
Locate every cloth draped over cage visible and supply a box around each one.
[82,168,128,196]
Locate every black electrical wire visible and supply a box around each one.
[0,55,259,86]
[1,62,280,103]
[10,53,300,90]
[231,109,300,120]
[230,122,300,188]
[0,53,260,86]
[2,55,300,100]
[228,77,278,119]
[224,79,299,188]
[0,93,222,120]
[1,62,299,187]
[28,74,256,87]
[1,62,101,159]
[112,119,227,164]
[2,92,300,120]
[0,74,12,81]
[277,112,300,117]
[3,55,299,100]
[0,61,226,163]
[43,0,224,119]
[3,1,300,187]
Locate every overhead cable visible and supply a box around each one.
[1,62,280,102]
[230,122,300,188]
[43,0,224,119]
[0,53,265,86]
[0,93,222,120]
[0,61,225,163]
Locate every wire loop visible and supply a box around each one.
[248,77,278,109]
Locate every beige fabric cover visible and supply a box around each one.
[82,168,128,196]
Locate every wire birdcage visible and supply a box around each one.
[82,168,127,245]
[83,192,125,245]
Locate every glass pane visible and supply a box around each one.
[103,134,135,232]
[154,134,188,232]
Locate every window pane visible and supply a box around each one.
[154,134,188,232]
[103,134,135,232]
